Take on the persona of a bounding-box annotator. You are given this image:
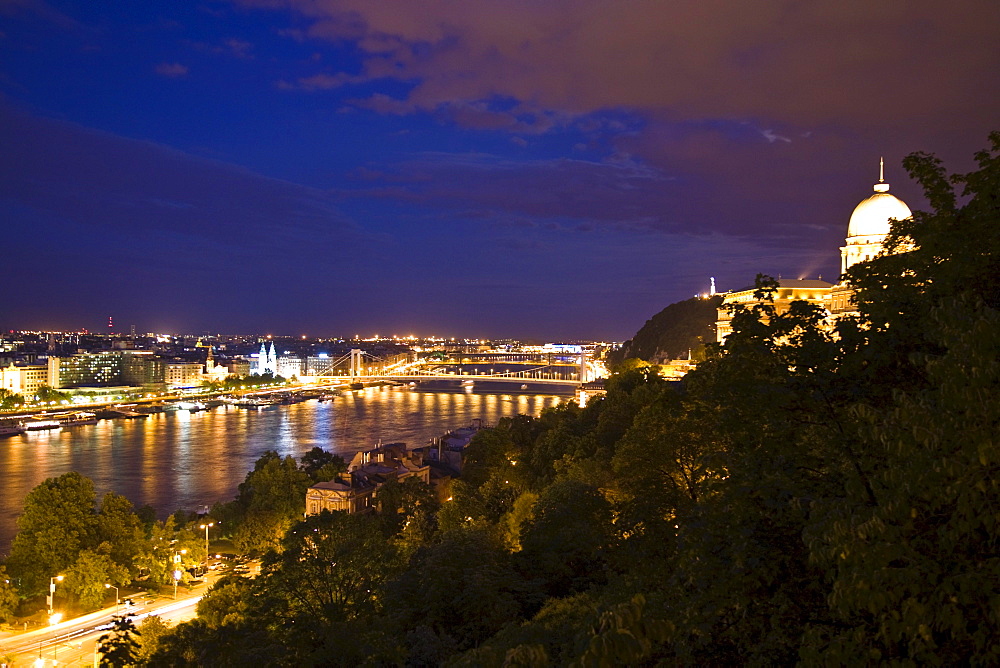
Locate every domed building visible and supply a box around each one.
[717,160,913,342]
[841,159,912,274]
[829,159,912,317]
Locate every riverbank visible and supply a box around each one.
[0,388,565,553]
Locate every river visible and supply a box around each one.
[0,386,565,553]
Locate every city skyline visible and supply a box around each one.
[2,1,998,339]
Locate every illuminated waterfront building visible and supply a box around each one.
[47,350,165,390]
[0,363,50,397]
[252,342,279,375]
[165,361,206,388]
[204,347,231,382]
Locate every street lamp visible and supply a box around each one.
[172,549,187,599]
[47,575,63,616]
[105,583,120,615]
[199,522,215,559]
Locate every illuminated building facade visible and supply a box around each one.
[165,361,205,388]
[717,163,912,342]
[0,363,50,396]
[252,342,279,375]
[716,279,834,342]
[830,160,912,318]
[306,442,431,516]
[48,351,165,389]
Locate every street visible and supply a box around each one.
[0,578,220,667]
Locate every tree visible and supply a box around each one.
[99,616,141,667]
[0,390,25,409]
[96,492,146,578]
[803,304,1000,664]
[517,479,615,597]
[299,447,346,482]
[64,549,129,611]
[232,510,288,556]
[608,295,723,365]
[501,491,539,551]
[256,511,400,627]
[135,615,170,665]
[33,385,69,404]
[7,472,97,596]
[236,451,312,519]
[375,476,439,535]
[196,576,253,628]
[387,528,527,661]
[0,566,19,623]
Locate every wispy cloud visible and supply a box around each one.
[154,62,189,78]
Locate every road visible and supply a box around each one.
[0,576,225,667]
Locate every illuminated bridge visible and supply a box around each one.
[307,349,604,387]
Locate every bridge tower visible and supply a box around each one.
[579,349,589,383]
[350,349,363,378]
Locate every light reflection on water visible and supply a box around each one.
[0,388,563,553]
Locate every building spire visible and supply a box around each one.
[874,156,890,193]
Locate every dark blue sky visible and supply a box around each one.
[2,0,998,340]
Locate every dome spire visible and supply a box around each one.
[874,156,889,193]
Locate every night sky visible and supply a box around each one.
[2,1,998,340]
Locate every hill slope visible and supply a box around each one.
[608,295,722,365]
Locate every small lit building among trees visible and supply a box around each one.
[305,442,431,515]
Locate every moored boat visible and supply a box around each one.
[24,418,61,431]
[58,412,99,427]
[0,421,26,437]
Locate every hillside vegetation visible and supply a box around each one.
[608,295,722,366]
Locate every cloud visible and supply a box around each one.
[760,129,791,144]
[154,62,189,78]
[237,0,999,139]
[225,38,253,58]
[276,71,375,90]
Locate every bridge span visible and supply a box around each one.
[368,374,580,386]
[308,348,604,385]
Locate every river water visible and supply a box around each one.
[0,386,565,553]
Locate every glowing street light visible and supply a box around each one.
[47,575,63,616]
[105,583,120,615]
[199,522,215,559]
[172,549,187,599]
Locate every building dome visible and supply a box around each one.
[847,166,911,240]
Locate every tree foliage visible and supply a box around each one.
[7,471,98,596]
[99,616,141,667]
[0,566,19,623]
